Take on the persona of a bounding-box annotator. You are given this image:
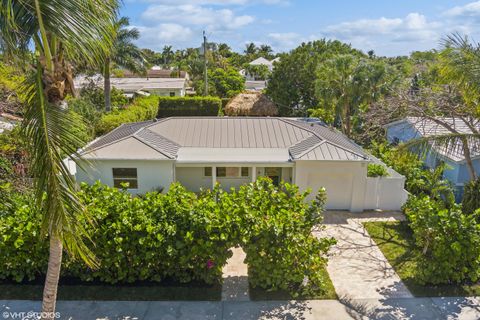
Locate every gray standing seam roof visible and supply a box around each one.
[81,117,369,162]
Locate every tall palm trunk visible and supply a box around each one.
[104,56,111,112]
[461,137,477,180]
[41,237,63,319]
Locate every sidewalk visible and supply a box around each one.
[2,297,479,319]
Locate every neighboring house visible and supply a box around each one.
[385,117,480,199]
[121,68,190,81]
[74,73,187,97]
[74,117,408,212]
[240,57,279,91]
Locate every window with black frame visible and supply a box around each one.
[112,168,138,189]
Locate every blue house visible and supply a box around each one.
[385,117,480,200]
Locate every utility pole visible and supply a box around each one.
[203,31,208,96]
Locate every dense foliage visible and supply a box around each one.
[367,163,389,177]
[403,196,480,285]
[463,178,480,215]
[0,178,334,294]
[266,40,362,116]
[157,96,222,117]
[195,67,245,98]
[230,180,335,295]
[96,96,159,135]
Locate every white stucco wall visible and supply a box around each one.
[75,160,175,194]
[294,161,368,212]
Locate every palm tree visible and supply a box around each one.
[244,42,257,56]
[259,44,273,58]
[0,0,117,317]
[162,45,174,66]
[104,17,145,111]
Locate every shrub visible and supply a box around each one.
[157,96,222,118]
[65,182,235,284]
[403,195,480,284]
[463,178,480,215]
[0,188,48,282]
[96,96,159,135]
[231,178,336,296]
[367,163,389,177]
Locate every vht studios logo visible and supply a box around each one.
[2,311,61,319]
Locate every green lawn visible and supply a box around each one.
[364,221,480,297]
[0,278,221,301]
[249,266,337,300]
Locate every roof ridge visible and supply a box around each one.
[293,140,326,159]
[131,135,174,159]
[133,127,180,159]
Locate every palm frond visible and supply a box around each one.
[21,64,96,265]
[399,132,480,161]
[0,0,119,68]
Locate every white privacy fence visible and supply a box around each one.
[364,166,409,211]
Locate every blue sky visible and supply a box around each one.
[121,0,480,56]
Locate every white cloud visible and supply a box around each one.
[135,23,194,50]
[141,4,254,30]
[444,1,480,18]
[325,13,438,41]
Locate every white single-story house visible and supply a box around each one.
[74,75,187,97]
[75,117,408,212]
[386,117,480,200]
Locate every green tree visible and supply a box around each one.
[104,17,145,111]
[313,55,395,137]
[162,45,174,66]
[266,40,363,116]
[196,67,245,98]
[0,0,118,316]
[244,42,258,56]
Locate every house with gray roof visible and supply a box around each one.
[75,117,408,212]
[385,117,480,199]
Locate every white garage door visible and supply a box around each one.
[307,172,353,210]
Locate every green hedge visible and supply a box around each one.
[157,96,222,117]
[0,178,335,295]
[96,96,159,135]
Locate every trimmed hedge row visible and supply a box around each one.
[0,178,334,294]
[157,96,222,117]
[95,96,159,135]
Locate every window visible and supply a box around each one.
[112,168,138,189]
[204,167,212,177]
[204,167,250,178]
[169,92,175,97]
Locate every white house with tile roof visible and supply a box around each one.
[75,117,408,212]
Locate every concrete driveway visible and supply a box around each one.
[316,211,413,300]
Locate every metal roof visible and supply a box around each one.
[81,117,369,162]
[395,117,480,162]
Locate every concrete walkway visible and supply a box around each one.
[316,211,413,300]
[221,247,249,301]
[2,297,480,319]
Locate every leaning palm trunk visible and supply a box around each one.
[1,0,117,315]
[41,237,63,319]
[104,56,111,111]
